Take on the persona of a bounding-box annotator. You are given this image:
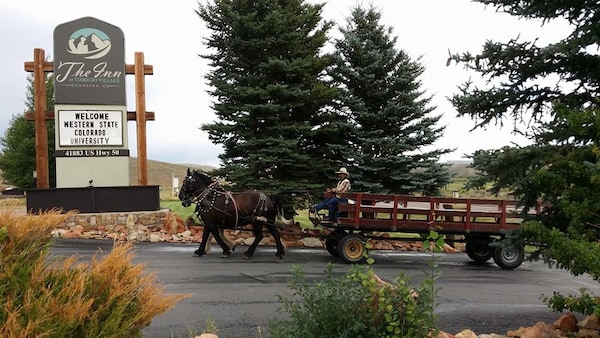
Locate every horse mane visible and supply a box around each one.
[191,170,218,188]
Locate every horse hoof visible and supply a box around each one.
[276,253,284,260]
[243,252,252,259]
[193,250,204,257]
[221,250,233,258]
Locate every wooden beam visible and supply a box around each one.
[24,61,53,73]
[127,111,155,121]
[125,64,153,75]
[25,111,155,121]
[32,48,49,189]
[135,52,148,186]
[25,110,54,121]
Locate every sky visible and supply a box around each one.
[0,0,571,167]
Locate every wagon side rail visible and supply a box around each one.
[336,192,533,236]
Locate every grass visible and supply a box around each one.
[0,198,26,206]
[161,200,195,220]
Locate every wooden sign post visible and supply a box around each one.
[24,48,51,189]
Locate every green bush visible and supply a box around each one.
[267,264,438,338]
[0,211,188,338]
[523,221,600,316]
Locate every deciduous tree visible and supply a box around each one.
[0,74,55,188]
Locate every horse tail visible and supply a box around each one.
[270,193,297,225]
[270,193,284,218]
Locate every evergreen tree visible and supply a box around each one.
[0,74,56,188]
[330,5,453,195]
[450,1,600,287]
[197,0,337,192]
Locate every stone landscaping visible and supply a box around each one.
[50,209,460,252]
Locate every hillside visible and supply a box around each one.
[128,158,216,190]
[446,160,477,177]
[1,159,475,193]
[131,158,476,189]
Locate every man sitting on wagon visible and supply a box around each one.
[311,167,351,222]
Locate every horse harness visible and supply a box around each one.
[190,181,271,228]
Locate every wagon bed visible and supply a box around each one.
[309,192,538,269]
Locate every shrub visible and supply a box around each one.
[523,221,600,316]
[267,263,438,338]
[0,211,189,337]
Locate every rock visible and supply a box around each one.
[179,230,192,240]
[507,326,528,337]
[554,312,578,332]
[299,237,323,248]
[454,329,478,338]
[443,243,461,253]
[579,315,600,331]
[436,330,456,338]
[577,327,600,337]
[507,322,562,338]
[196,333,219,338]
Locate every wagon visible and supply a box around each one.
[309,192,537,269]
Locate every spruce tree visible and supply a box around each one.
[330,5,453,195]
[450,0,600,288]
[197,0,336,192]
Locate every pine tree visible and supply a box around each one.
[0,74,56,188]
[197,0,336,192]
[450,0,600,287]
[330,5,453,195]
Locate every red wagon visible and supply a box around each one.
[309,192,537,269]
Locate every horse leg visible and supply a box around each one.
[219,228,236,252]
[244,224,264,259]
[267,224,285,259]
[204,232,213,254]
[211,227,234,258]
[194,227,211,257]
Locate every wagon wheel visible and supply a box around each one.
[338,233,367,264]
[493,243,525,270]
[465,242,493,263]
[325,230,346,257]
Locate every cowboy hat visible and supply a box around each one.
[335,167,350,177]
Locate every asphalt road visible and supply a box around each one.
[49,239,600,338]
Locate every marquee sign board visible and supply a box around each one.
[58,110,123,146]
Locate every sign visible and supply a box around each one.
[55,149,130,157]
[58,110,123,146]
[53,17,126,105]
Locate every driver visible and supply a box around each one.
[311,167,351,222]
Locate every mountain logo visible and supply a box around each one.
[67,28,111,59]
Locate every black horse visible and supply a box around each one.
[178,169,294,259]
